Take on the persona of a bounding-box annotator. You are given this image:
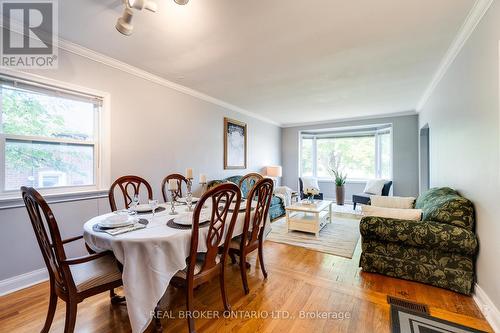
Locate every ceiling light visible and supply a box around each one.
[127,0,158,12]
[116,7,134,36]
[174,0,189,5]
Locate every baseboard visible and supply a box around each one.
[473,283,500,332]
[0,268,48,296]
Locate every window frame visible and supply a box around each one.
[299,125,393,182]
[0,70,110,201]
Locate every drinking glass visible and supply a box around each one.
[129,194,140,214]
[149,199,159,219]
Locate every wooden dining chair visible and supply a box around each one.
[157,183,241,333]
[238,172,263,199]
[161,173,188,202]
[108,175,153,211]
[228,178,274,294]
[21,187,123,333]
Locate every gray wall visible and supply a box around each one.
[418,1,500,310]
[0,47,281,281]
[281,114,419,200]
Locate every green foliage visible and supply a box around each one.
[331,168,347,186]
[2,89,87,175]
[2,89,65,137]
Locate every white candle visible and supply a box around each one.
[199,174,207,183]
[186,168,193,179]
[168,179,178,190]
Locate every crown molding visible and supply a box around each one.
[416,0,493,111]
[281,110,417,128]
[57,39,281,127]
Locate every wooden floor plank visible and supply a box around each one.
[0,237,492,333]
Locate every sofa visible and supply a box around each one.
[352,180,392,209]
[359,187,478,295]
[207,175,286,221]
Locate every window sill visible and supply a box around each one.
[0,189,109,210]
[317,179,369,184]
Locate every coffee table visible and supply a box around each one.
[285,200,333,236]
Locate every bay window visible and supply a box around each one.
[300,125,392,181]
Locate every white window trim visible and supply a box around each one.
[0,68,111,203]
[299,126,394,181]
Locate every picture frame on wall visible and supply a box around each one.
[224,117,247,169]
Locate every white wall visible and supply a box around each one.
[0,46,281,281]
[418,1,500,312]
[281,114,419,199]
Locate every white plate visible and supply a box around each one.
[132,204,153,212]
[173,212,210,225]
[177,197,200,203]
[99,215,137,228]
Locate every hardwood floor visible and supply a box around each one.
[0,235,493,332]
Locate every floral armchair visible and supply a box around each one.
[359,187,478,294]
[207,175,285,221]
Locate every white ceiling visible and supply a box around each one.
[58,0,474,126]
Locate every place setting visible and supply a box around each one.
[92,212,149,236]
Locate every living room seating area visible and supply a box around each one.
[359,187,478,294]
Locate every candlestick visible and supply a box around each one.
[199,180,207,208]
[186,168,193,179]
[186,178,193,212]
[199,173,207,184]
[169,189,178,215]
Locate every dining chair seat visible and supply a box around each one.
[174,253,221,279]
[228,232,252,250]
[70,254,122,292]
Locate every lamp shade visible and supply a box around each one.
[266,166,282,177]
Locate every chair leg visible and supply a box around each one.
[110,289,126,304]
[239,254,250,295]
[186,284,196,333]
[153,305,163,332]
[41,281,58,333]
[258,241,268,279]
[63,300,78,333]
[353,202,356,210]
[228,250,237,265]
[219,263,231,312]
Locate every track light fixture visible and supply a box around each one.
[115,7,134,36]
[128,0,158,12]
[116,0,189,36]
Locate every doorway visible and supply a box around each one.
[420,125,430,193]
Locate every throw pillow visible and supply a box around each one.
[301,177,320,191]
[361,205,422,221]
[370,196,415,209]
[363,179,386,195]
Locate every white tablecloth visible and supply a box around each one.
[83,202,252,333]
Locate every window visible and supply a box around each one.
[0,76,102,194]
[300,125,392,181]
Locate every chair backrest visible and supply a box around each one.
[187,183,241,278]
[21,187,68,290]
[108,175,153,211]
[238,173,264,198]
[381,181,393,196]
[161,173,188,202]
[242,178,274,250]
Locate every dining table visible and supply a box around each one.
[83,199,256,333]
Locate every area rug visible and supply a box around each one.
[266,216,360,259]
[390,305,488,333]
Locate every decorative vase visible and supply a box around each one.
[307,195,315,204]
[336,185,345,205]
